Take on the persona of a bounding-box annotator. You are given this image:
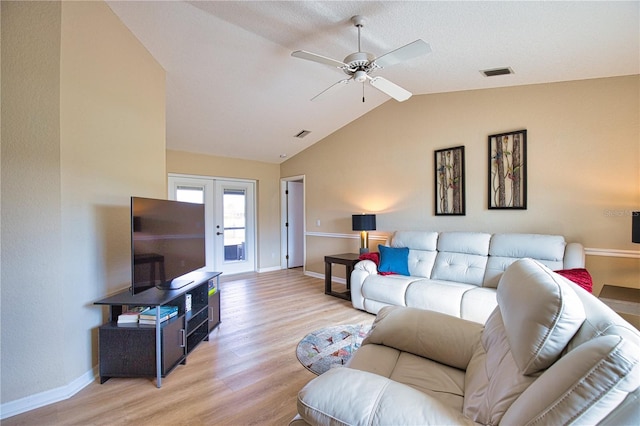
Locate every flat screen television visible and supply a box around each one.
[130,196,206,295]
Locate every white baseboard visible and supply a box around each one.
[257,265,283,273]
[305,270,346,285]
[1,367,97,420]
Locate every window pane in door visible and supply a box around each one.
[176,186,204,204]
[223,189,246,261]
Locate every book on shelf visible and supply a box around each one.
[139,306,179,323]
[117,312,140,324]
[138,310,178,325]
[117,306,146,324]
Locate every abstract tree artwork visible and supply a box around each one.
[434,146,465,215]
[488,130,527,209]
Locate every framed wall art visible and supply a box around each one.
[488,130,527,209]
[434,146,465,215]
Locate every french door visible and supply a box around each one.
[168,174,256,275]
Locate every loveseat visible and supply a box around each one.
[292,258,640,425]
[351,231,586,323]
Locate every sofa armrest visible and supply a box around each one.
[363,306,483,370]
[297,368,476,426]
[564,242,585,269]
[350,260,378,310]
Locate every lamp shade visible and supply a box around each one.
[352,214,376,231]
[633,212,640,243]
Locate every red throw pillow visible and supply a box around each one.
[555,268,593,293]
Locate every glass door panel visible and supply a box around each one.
[215,180,255,274]
[176,186,204,204]
[222,189,246,262]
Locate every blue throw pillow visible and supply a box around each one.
[378,245,410,276]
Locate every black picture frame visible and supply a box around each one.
[488,130,527,209]
[434,146,465,215]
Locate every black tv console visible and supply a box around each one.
[94,270,221,387]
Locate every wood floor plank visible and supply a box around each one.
[3,268,374,426]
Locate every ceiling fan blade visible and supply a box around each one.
[311,78,352,102]
[374,39,431,68]
[369,76,412,102]
[291,50,347,68]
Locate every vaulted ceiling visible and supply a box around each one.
[107,1,639,164]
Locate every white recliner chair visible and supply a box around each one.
[291,258,640,425]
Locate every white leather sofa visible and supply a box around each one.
[292,258,640,425]
[351,231,585,323]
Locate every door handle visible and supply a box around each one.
[216,232,223,235]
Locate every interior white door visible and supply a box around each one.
[213,179,256,275]
[286,181,304,268]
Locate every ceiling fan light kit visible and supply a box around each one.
[291,15,431,103]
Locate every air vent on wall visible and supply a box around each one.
[294,130,311,138]
[481,67,514,77]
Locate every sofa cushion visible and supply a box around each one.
[297,368,477,426]
[405,279,477,318]
[407,249,437,278]
[363,306,483,370]
[490,233,566,260]
[349,344,466,413]
[346,343,401,378]
[378,245,410,275]
[430,233,491,285]
[498,258,586,375]
[484,233,566,287]
[389,352,465,411]
[431,252,488,286]
[388,231,438,278]
[460,287,498,324]
[436,232,491,255]
[362,274,421,306]
[390,230,438,251]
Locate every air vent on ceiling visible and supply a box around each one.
[294,130,311,138]
[481,67,514,77]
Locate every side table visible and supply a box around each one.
[599,285,639,329]
[324,253,361,300]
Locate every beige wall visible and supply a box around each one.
[1,0,166,408]
[281,76,640,290]
[166,150,282,270]
[1,0,65,402]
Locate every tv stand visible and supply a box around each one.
[94,270,221,387]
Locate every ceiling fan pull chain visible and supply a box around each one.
[362,83,365,103]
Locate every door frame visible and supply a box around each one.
[280,175,306,271]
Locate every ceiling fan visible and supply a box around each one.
[292,15,431,102]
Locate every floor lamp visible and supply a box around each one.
[352,214,376,254]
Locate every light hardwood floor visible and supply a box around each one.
[4,269,374,426]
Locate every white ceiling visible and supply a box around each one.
[106,1,639,164]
